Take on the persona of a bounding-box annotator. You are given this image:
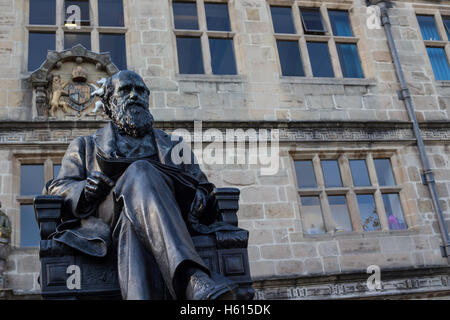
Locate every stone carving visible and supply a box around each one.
[30,44,119,119]
[49,66,99,116]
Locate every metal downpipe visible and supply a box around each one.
[369,0,450,262]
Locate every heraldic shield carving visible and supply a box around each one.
[30,44,119,119]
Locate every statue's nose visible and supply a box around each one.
[129,88,138,100]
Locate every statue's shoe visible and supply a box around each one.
[185,270,238,300]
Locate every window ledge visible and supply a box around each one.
[301,228,417,241]
[435,80,450,87]
[280,77,377,86]
[175,74,245,83]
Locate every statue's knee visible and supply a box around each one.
[126,160,158,174]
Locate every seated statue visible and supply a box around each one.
[47,70,239,300]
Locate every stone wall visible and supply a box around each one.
[0,121,448,296]
[0,0,449,298]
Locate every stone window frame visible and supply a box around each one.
[414,7,450,83]
[266,0,368,80]
[24,0,128,73]
[169,0,242,76]
[290,149,413,237]
[13,153,64,248]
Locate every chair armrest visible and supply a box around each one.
[34,195,64,239]
[211,188,240,227]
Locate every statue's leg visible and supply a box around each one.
[112,214,169,300]
[112,160,209,299]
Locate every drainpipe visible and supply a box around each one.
[368,0,450,262]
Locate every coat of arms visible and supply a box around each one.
[50,66,97,116]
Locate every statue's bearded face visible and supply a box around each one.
[108,71,154,137]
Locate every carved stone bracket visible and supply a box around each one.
[29,44,119,120]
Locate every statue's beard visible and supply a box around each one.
[110,102,154,137]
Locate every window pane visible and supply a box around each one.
[417,15,441,41]
[294,160,317,188]
[321,160,342,187]
[28,32,55,71]
[64,32,91,50]
[349,159,371,186]
[443,16,450,39]
[300,8,325,33]
[209,38,237,75]
[65,0,90,25]
[382,193,407,230]
[21,205,40,247]
[173,1,199,30]
[100,33,127,70]
[277,40,304,76]
[336,43,364,78]
[301,196,325,235]
[205,3,231,31]
[307,42,334,77]
[176,37,204,74]
[29,0,56,25]
[374,158,396,186]
[53,164,61,179]
[20,164,44,196]
[328,195,352,232]
[426,47,450,81]
[357,194,381,231]
[270,6,296,34]
[98,0,124,27]
[328,10,353,37]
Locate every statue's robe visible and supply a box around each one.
[47,121,215,299]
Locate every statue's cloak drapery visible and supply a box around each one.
[47,121,215,257]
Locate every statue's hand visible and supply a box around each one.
[84,171,115,203]
[188,189,208,228]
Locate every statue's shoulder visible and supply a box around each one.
[153,128,182,144]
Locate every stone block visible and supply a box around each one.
[318,242,339,257]
[379,237,413,253]
[222,170,256,186]
[237,203,264,220]
[264,203,294,219]
[5,273,36,291]
[304,258,323,274]
[338,239,381,255]
[292,243,318,258]
[249,229,274,245]
[276,260,304,276]
[261,244,292,260]
[240,186,279,203]
[250,261,275,278]
[334,95,363,109]
[323,256,340,274]
[273,229,289,244]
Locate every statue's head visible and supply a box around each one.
[102,70,154,137]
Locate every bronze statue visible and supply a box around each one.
[47,70,238,300]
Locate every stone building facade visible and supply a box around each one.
[0,0,449,299]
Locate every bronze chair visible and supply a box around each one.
[34,187,254,300]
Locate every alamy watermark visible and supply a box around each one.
[66,5,81,29]
[366,265,382,291]
[170,121,280,176]
[66,264,81,290]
